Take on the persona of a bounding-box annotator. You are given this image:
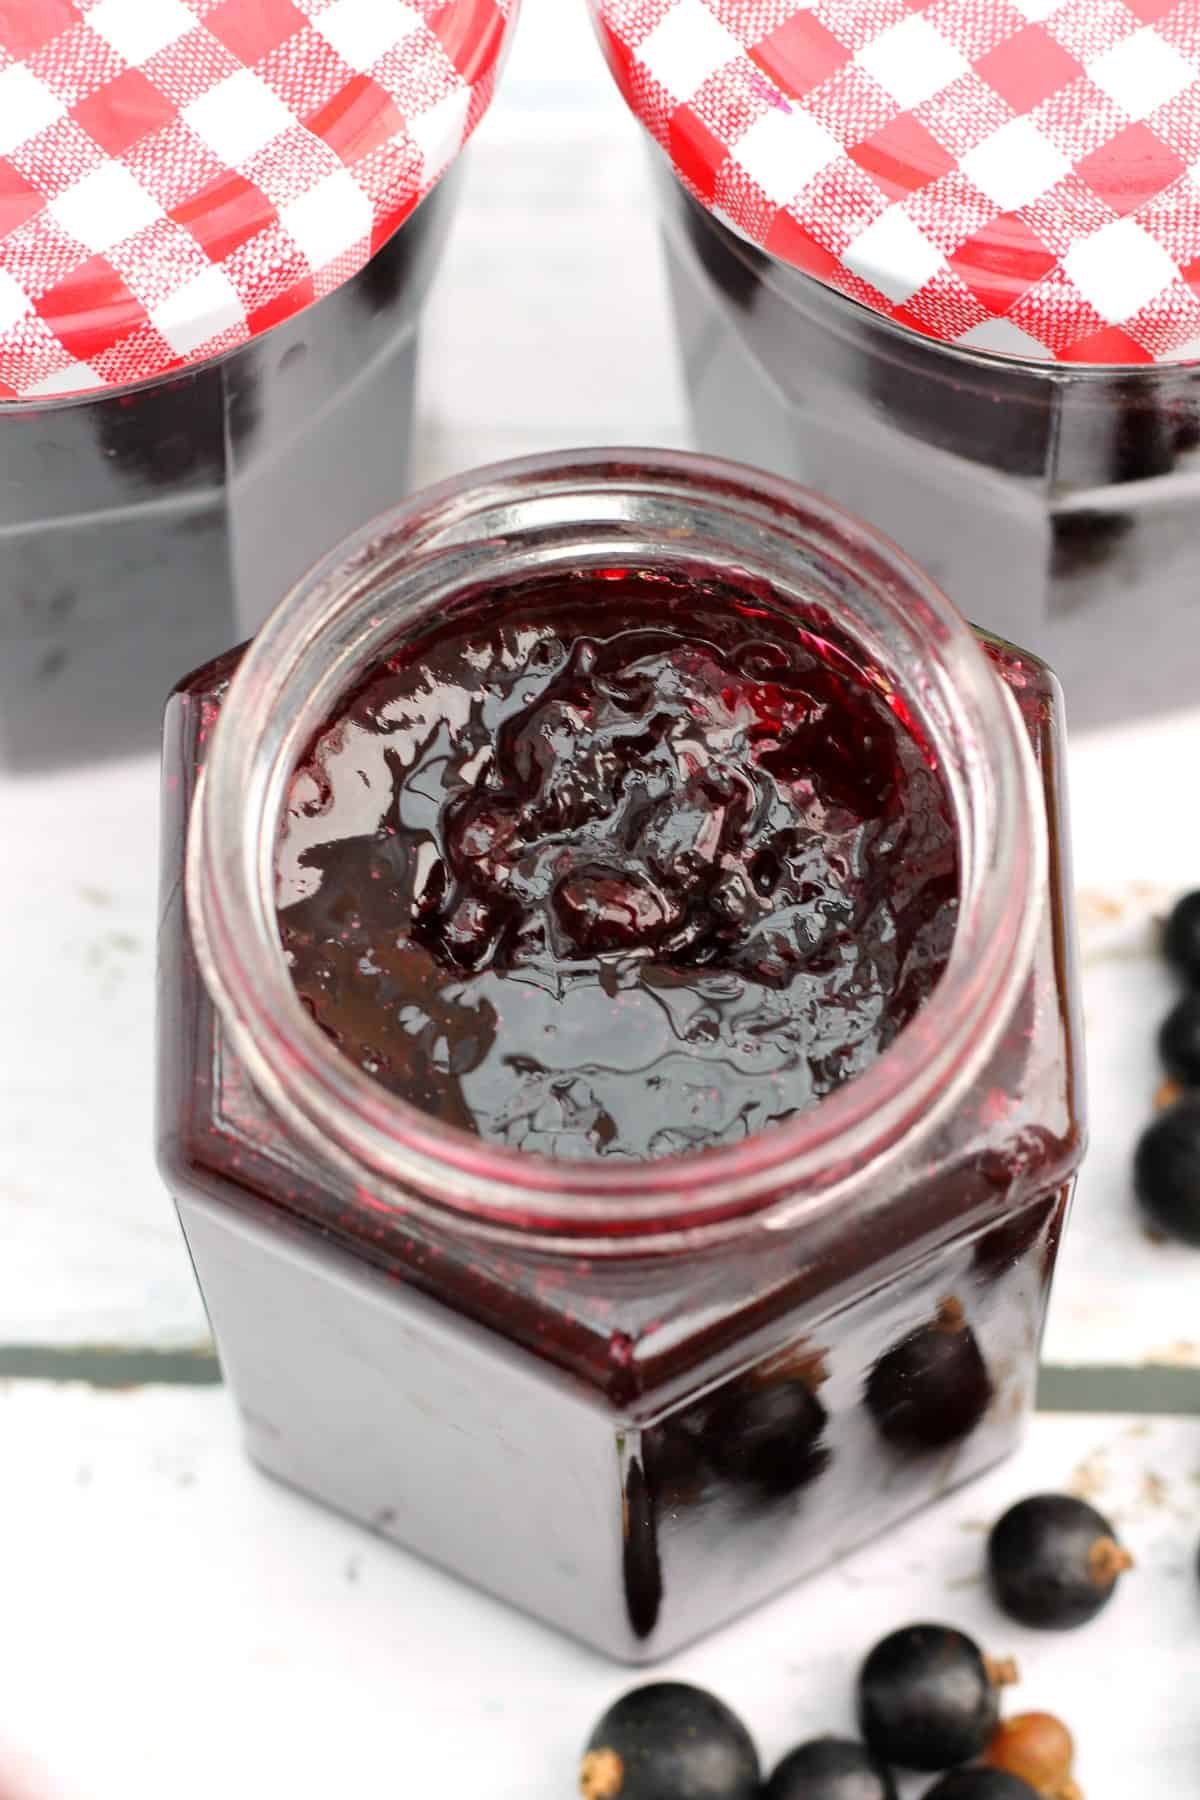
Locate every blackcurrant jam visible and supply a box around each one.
[275,570,959,1159]
[158,452,1085,1661]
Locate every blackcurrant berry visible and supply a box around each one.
[1164,890,1200,985]
[987,1493,1132,1629]
[581,1683,760,1800]
[922,1773,1037,1799]
[1159,993,1200,1088]
[857,1623,1016,1771]
[864,1299,992,1451]
[704,1377,830,1498]
[1135,1097,1200,1242]
[763,1735,897,1799]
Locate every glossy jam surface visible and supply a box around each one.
[274,574,959,1159]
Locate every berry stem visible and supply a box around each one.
[983,1654,1020,1689]
[579,1748,624,1799]
[1087,1536,1134,1583]
[934,1295,966,1334]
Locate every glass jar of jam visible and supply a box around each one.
[0,0,516,769]
[591,0,1200,730]
[158,450,1085,1661]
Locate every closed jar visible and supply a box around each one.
[592,0,1200,729]
[158,450,1085,1661]
[0,0,516,766]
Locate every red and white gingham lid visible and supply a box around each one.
[593,0,1200,365]
[0,0,517,400]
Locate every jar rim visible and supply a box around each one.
[186,447,1046,1250]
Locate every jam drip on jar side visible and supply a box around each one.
[274,571,959,1160]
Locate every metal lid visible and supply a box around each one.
[593,0,1200,365]
[0,0,517,400]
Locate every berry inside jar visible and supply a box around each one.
[274,568,960,1161]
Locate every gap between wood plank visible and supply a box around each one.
[0,1346,1195,1414]
[0,1345,221,1386]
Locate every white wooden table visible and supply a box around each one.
[1,3,1197,1794]
[0,1391,1195,1799]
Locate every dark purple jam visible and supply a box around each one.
[274,572,959,1160]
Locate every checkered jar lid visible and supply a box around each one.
[593,0,1200,365]
[0,0,517,400]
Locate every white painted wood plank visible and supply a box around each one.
[7,770,1196,1365]
[0,1387,1195,1799]
[4,775,1194,1364]
[1,0,1199,1367]
[0,751,206,1349]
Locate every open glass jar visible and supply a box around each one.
[591,0,1200,731]
[158,450,1085,1661]
[0,0,516,768]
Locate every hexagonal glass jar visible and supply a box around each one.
[657,169,1200,732]
[157,450,1085,1662]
